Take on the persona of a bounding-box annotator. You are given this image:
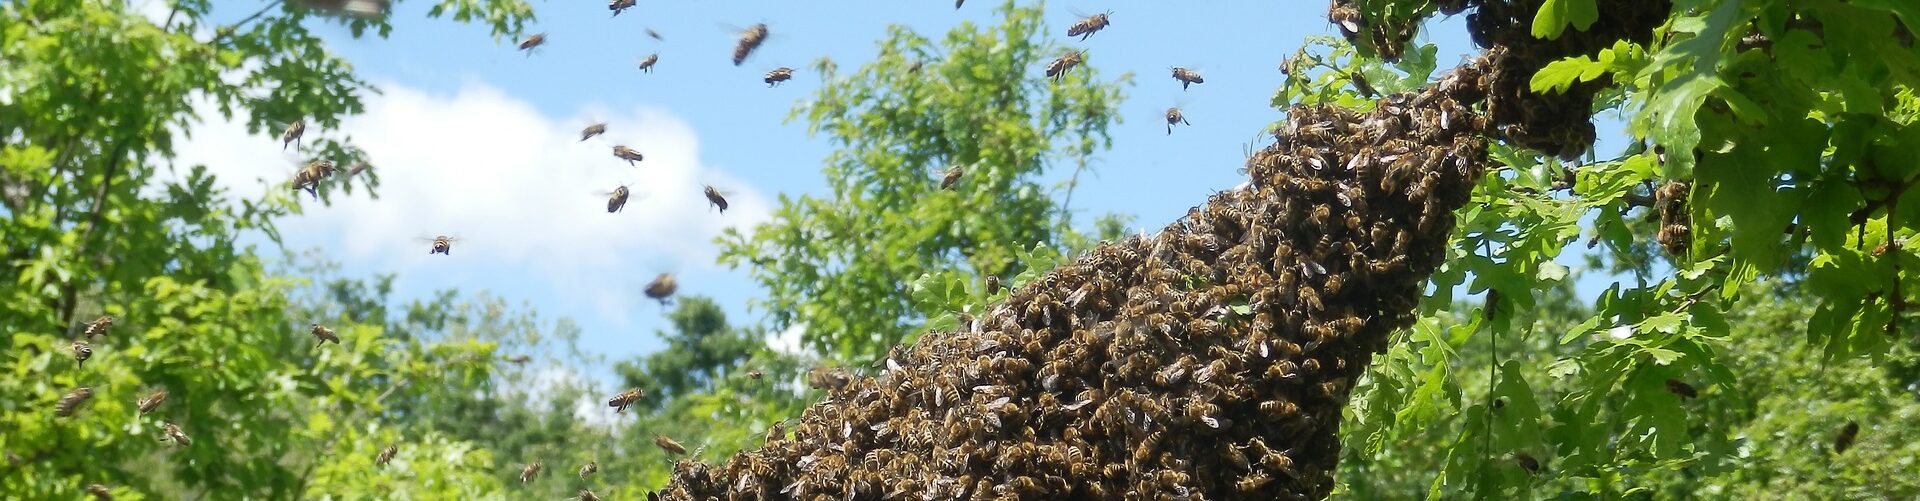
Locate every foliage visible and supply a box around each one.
[717,0,1130,365]
[0,0,536,496]
[1320,1,1920,498]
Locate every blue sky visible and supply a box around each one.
[156,1,1627,379]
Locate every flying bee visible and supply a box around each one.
[940,164,965,190]
[309,323,340,347]
[654,435,688,455]
[55,386,92,417]
[954,0,963,8]
[519,461,542,483]
[1834,421,1860,454]
[1165,106,1190,135]
[517,33,546,54]
[703,185,730,213]
[137,388,168,414]
[580,122,607,141]
[612,145,644,165]
[607,0,634,17]
[71,339,92,367]
[646,28,663,40]
[747,369,764,379]
[579,489,601,501]
[732,23,769,66]
[644,272,677,306]
[600,183,634,213]
[376,444,398,467]
[419,235,458,255]
[1170,67,1204,90]
[1065,10,1111,40]
[83,314,114,338]
[161,421,190,446]
[1514,452,1542,474]
[1045,50,1084,82]
[806,367,851,390]
[281,118,306,150]
[291,159,337,199]
[1665,379,1697,399]
[637,53,659,73]
[764,66,795,86]
[507,354,531,364]
[87,484,111,501]
[608,387,644,413]
[579,461,599,479]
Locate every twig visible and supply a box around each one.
[209,0,285,45]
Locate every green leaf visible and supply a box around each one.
[1533,0,1600,39]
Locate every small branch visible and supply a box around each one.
[209,0,286,45]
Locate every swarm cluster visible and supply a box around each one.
[1655,180,1692,257]
[1460,0,1671,159]
[656,50,1494,501]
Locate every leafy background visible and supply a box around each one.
[3,0,1917,498]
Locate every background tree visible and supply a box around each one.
[718,0,1129,365]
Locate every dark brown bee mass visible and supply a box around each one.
[1655,180,1691,257]
[652,2,1666,497]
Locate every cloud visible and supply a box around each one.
[162,79,770,328]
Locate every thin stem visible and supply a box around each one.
[209,0,285,45]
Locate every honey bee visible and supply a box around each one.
[1258,399,1297,419]
[517,33,546,54]
[1170,67,1204,90]
[732,23,769,66]
[282,118,305,150]
[638,53,659,73]
[654,434,688,455]
[602,184,632,213]
[644,273,677,306]
[1045,50,1084,82]
[506,354,532,364]
[1066,11,1111,40]
[646,28,663,40]
[55,386,92,417]
[137,389,168,414]
[519,461,542,483]
[764,67,795,86]
[579,460,599,479]
[1327,3,1362,37]
[425,235,457,255]
[954,0,963,8]
[580,122,606,141]
[612,145,644,165]
[309,323,340,347]
[940,165,964,190]
[766,420,785,443]
[1834,421,1860,454]
[82,314,114,338]
[1665,378,1697,399]
[376,443,398,467]
[1165,107,1189,135]
[703,185,730,213]
[87,484,111,501]
[746,369,764,379]
[292,159,337,199]
[607,0,634,17]
[1347,69,1377,98]
[71,339,92,367]
[608,387,644,413]
[985,275,1002,295]
[1513,452,1541,474]
[161,421,190,446]
[1236,471,1273,492]
[579,489,601,501]
[806,367,851,390]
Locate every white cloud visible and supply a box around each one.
[768,322,808,355]
[162,79,770,328]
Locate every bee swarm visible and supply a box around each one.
[651,1,1665,499]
